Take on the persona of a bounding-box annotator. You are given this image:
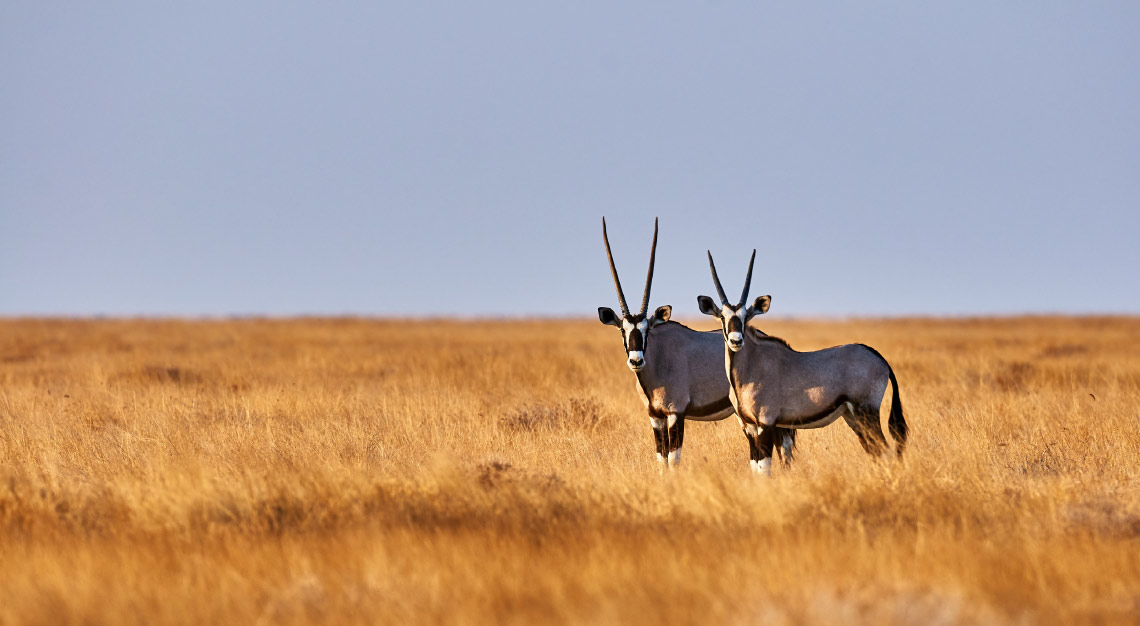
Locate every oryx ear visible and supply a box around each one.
[650,305,672,327]
[598,307,621,327]
[747,295,772,320]
[697,295,720,317]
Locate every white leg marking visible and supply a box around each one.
[650,416,666,430]
[656,452,667,465]
[756,458,772,476]
[749,459,758,473]
[666,414,678,429]
[667,448,682,467]
[744,423,758,437]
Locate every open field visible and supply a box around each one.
[1,316,1139,625]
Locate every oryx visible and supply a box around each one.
[697,250,908,475]
[598,218,796,469]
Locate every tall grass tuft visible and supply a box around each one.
[1,316,1139,625]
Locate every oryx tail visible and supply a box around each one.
[859,343,908,458]
[887,365,907,458]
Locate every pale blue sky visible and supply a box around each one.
[3,3,1138,317]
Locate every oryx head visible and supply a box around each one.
[697,250,771,353]
[598,217,672,373]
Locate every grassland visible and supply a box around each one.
[1,316,1139,625]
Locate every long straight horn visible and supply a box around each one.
[602,217,631,317]
[707,250,729,306]
[639,217,658,316]
[738,249,756,307]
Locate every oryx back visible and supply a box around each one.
[731,334,892,429]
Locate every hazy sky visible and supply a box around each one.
[3,3,1138,317]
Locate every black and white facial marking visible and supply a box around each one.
[697,249,770,353]
[697,295,771,353]
[598,305,672,372]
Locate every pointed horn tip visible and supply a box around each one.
[601,216,630,316]
[738,249,757,307]
[640,218,659,316]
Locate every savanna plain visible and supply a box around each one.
[1,316,1139,625]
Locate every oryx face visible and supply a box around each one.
[598,305,673,372]
[697,297,769,352]
[697,249,771,353]
[599,217,664,373]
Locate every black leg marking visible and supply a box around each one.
[666,416,685,454]
[847,411,889,457]
[745,427,760,463]
[756,427,778,464]
[653,427,666,460]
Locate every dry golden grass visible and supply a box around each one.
[2,316,1139,625]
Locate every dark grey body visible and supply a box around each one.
[635,321,734,421]
[727,327,907,460]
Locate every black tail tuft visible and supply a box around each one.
[887,367,908,458]
[857,344,909,459]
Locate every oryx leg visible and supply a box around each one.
[665,414,684,467]
[742,422,761,473]
[744,423,777,475]
[650,416,668,466]
[843,408,889,457]
[755,426,780,475]
[775,427,796,466]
